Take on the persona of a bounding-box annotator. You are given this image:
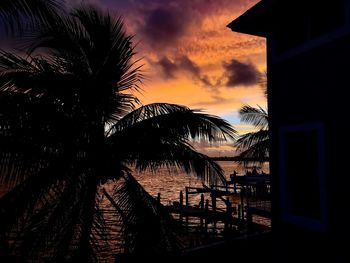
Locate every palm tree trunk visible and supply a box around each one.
[75,121,105,261]
[76,179,98,262]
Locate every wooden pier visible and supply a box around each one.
[156,175,271,244]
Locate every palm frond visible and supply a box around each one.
[0,162,64,236]
[234,139,269,165]
[235,103,269,165]
[126,142,225,185]
[24,6,143,94]
[106,173,183,256]
[72,7,144,91]
[105,93,140,127]
[22,13,93,72]
[108,103,236,142]
[0,159,76,260]
[20,6,143,121]
[0,163,103,262]
[239,105,268,130]
[234,129,269,165]
[0,0,63,35]
[235,129,269,152]
[0,90,77,185]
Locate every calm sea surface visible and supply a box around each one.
[133,161,270,206]
[0,161,269,202]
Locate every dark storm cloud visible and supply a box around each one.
[200,75,215,87]
[157,55,200,80]
[178,56,201,77]
[155,55,218,88]
[158,56,178,79]
[141,8,190,48]
[223,59,260,87]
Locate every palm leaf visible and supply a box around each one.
[108,103,235,141]
[235,129,269,152]
[239,105,268,130]
[106,173,183,256]
[72,7,144,91]
[235,104,269,165]
[21,7,143,122]
[234,129,269,164]
[234,140,269,165]
[0,0,63,35]
[126,142,225,185]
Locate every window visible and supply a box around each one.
[279,123,327,231]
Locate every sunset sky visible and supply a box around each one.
[109,0,266,156]
[2,0,267,156]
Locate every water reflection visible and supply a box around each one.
[133,161,270,205]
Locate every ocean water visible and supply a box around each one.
[133,161,270,206]
[0,161,269,202]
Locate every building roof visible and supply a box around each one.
[227,1,267,37]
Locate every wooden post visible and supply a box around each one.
[240,186,245,222]
[179,191,183,208]
[211,187,217,230]
[185,187,189,207]
[204,199,209,233]
[185,187,189,227]
[225,196,232,231]
[157,193,161,204]
[200,194,204,230]
[200,194,204,209]
[246,208,253,231]
[238,204,241,220]
[211,189,216,212]
[179,191,183,224]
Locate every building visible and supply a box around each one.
[228,0,349,260]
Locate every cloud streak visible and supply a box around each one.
[154,55,217,88]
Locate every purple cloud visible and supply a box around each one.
[123,0,256,50]
[158,56,178,78]
[157,56,260,89]
[155,55,219,89]
[140,8,190,49]
[178,56,201,77]
[156,55,200,79]
[223,59,260,87]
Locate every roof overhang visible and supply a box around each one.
[227,1,267,37]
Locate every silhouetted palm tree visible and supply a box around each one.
[0,6,235,261]
[234,105,269,164]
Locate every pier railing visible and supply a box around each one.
[155,176,271,248]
